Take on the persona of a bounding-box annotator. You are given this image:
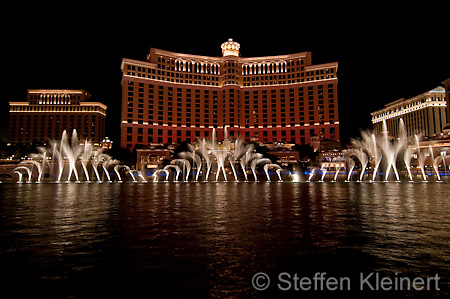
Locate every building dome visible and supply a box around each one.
[221,38,240,57]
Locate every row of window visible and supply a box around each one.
[28,93,83,103]
[124,126,337,146]
[375,107,447,137]
[128,127,336,136]
[126,82,335,100]
[10,105,105,114]
[128,81,334,93]
[11,129,99,143]
[9,114,105,142]
[124,62,336,87]
[126,105,336,120]
[124,81,337,126]
[372,96,445,120]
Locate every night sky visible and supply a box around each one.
[2,4,449,144]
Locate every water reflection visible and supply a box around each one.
[0,182,449,297]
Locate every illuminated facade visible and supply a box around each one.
[442,77,450,132]
[371,87,447,138]
[9,89,107,143]
[120,39,339,149]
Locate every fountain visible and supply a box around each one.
[239,151,257,181]
[404,145,414,181]
[14,166,32,182]
[114,165,136,182]
[429,146,441,181]
[319,164,328,182]
[12,129,121,183]
[27,158,43,182]
[169,127,281,182]
[171,128,280,182]
[213,150,228,181]
[164,165,181,181]
[250,158,270,181]
[80,140,93,181]
[13,171,23,183]
[152,169,169,182]
[346,118,445,182]
[414,135,427,181]
[9,121,448,184]
[263,164,282,181]
[351,148,369,181]
[92,151,111,182]
[307,168,316,182]
[9,128,285,183]
[103,157,115,182]
[378,119,405,181]
[333,165,342,182]
[345,157,355,181]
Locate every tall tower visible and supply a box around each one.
[221,39,240,86]
[220,39,241,140]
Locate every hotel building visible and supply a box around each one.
[442,77,450,132]
[120,39,339,149]
[9,89,107,143]
[371,86,447,138]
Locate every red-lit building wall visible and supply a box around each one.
[120,40,339,149]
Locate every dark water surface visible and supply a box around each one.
[0,182,449,298]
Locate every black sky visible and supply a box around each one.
[2,4,449,144]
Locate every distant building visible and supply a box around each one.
[318,150,347,173]
[268,146,300,167]
[441,78,450,134]
[9,89,107,144]
[120,39,339,150]
[371,87,447,139]
[309,135,342,152]
[136,148,171,171]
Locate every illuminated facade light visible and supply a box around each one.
[371,86,447,138]
[221,38,241,57]
[120,40,339,149]
[9,89,107,143]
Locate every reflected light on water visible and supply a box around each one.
[0,182,449,297]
